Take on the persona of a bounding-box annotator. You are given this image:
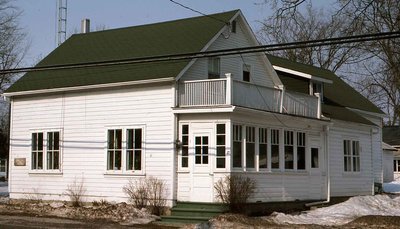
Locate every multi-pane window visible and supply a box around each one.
[243,64,251,82]
[246,126,255,168]
[297,132,306,170]
[271,129,280,169]
[394,159,400,172]
[195,136,209,164]
[259,128,268,169]
[47,132,60,170]
[127,129,142,171]
[32,133,44,170]
[107,128,143,172]
[208,57,220,79]
[216,124,226,168]
[107,129,122,170]
[284,130,294,170]
[181,125,189,168]
[31,131,61,171]
[233,125,242,168]
[343,140,360,172]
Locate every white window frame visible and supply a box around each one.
[178,123,190,171]
[242,63,251,82]
[105,125,145,175]
[343,139,361,173]
[232,125,308,173]
[29,129,63,174]
[215,123,227,170]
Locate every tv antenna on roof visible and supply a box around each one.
[57,0,67,46]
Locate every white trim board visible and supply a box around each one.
[272,65,333,84]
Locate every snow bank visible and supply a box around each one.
[383,181,400,193]
[268,195,400,226]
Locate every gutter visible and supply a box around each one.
[306,124,331,207]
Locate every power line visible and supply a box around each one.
[168,0,229,25]
[0,31,399,74]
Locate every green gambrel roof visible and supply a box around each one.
[6,10,238,93]
[267,54,384,123]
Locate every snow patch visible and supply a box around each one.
[383,181,400,193]
[268,195,400,226]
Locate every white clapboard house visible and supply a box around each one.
[4,10,384,204]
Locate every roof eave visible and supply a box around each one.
[3,77,175,97]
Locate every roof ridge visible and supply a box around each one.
[72,9,239,37]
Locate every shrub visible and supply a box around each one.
[214,174,256,213]
[65,177,86,207]
[123,176,167,215]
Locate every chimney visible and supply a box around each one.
[81,19,90,33]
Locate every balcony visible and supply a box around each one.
[177,74,321,119]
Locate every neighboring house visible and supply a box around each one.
[382,142,397,182]
[0,159,6,179]
[383,126,400,181]
[4,10,384,205]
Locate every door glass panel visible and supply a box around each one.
[195,135,209,165]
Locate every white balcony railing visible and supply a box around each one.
[177,73,321,119]
[178,78,227,106]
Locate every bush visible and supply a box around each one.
[214,174,256,213]
[123,176,167,215]
[65,177,86,207]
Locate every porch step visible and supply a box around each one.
[160,202,227,224]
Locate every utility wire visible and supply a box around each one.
[1,31,399,74]
[168,0,229,25]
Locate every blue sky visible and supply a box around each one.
[15,0,277,66]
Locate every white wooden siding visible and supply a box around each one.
[181,17,275,88]
[328,123,374,197]
[9,83,175,203]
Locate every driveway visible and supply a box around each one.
[0,182,8,197]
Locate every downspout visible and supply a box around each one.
[6,97,12,194]
[306,124,331,207]
[172,80,180,206]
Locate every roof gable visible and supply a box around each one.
[6,10,239,94]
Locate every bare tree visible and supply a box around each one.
[259,0,400,124]
[340,0,400,125]
[258,5,364,73]
[0,0,28,159]
[0,0,28,91]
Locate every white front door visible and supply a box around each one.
[190,131,213,202]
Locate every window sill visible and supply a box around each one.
[232,169,309,176]
[104,172,145,177]
[29,170,63,176]
[342,171,361,176]
[177,169,190,173]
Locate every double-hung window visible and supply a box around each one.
[343,139,360,172]
[107,127,144,173]
[259,128,268,169]
[245,126,255,169]
[31,131,61,171]
[208,57,220,79]
[233,125,242,168]
[284,130,294,170]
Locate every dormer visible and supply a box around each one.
[272,65,333,101]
